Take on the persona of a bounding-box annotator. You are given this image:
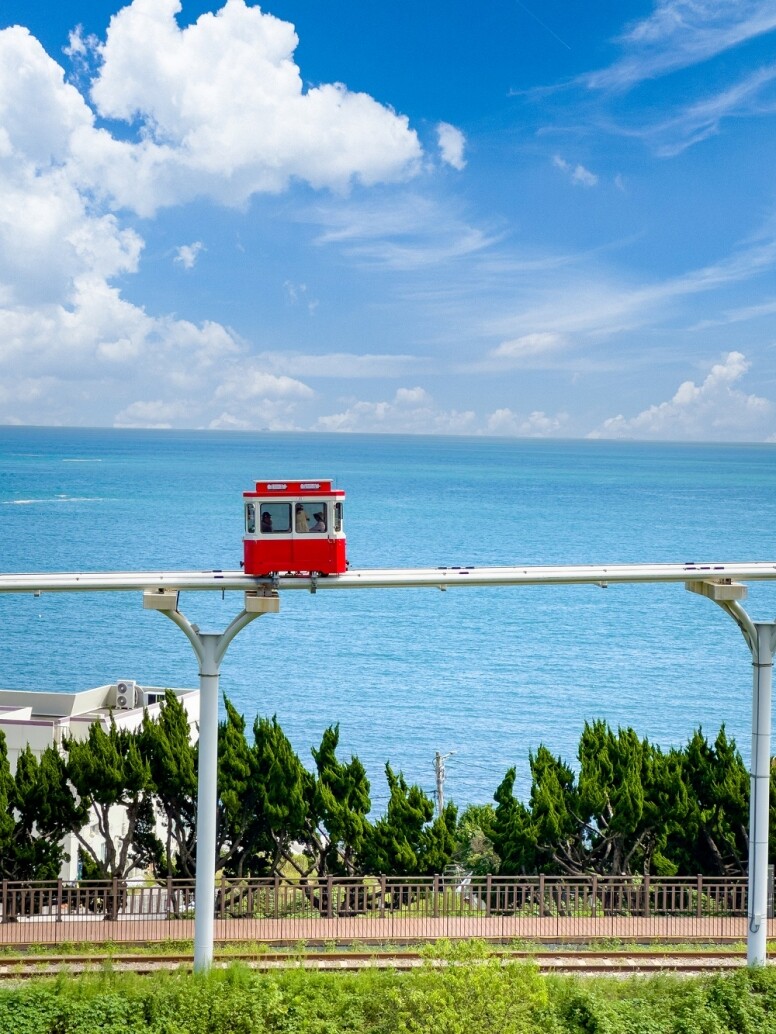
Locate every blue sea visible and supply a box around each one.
[2,426,776,812]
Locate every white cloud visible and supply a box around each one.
[312,193,499,270]
[174,241,205,269]
[113,399,193,428]
[213,364,314,403]
[490,332,565,363]
[486,408,568,437]
[316,388,476,434]
[553,155,598,188]
[436,121,466,170]
[0,2,428,428]
[485,236,776,349]
[259,351,424,379]
[590,352,773,441]
[585,1,776,92]
[75,0,422,216]
[613,63,776,157]
[207,401,302,431]
[282,280,318,313]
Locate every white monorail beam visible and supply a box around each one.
[3,559,776,594]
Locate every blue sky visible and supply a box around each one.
[1,0,776,439]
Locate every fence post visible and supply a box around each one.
[433,874,440,918]
[643,874,650,918]
[112,877,119,921]
[539,874,545,918]
[696,874,703,919]
[326,876,334,919]
[220,872,226,920]
[591,875,598,919]
[485,874,492,917]
[56,878,63,924]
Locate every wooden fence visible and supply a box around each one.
[0,873,771,946]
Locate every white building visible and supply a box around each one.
[0,681,199,880]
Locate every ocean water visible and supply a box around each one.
[1,426,776,812]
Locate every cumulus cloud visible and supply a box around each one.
[207,401,302,431]
[213,364,314,403]
[436,121,466,170]
[486,408,568,437]
[76,0,422,216]
[590,352,772,441]
[316,387,476,434]
[114,399,193,428]
[0,1,427,428]
[553,155,598,187]
[174,241,204,269]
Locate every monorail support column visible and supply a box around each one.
[685,581,775,967]
[143,589,279,973]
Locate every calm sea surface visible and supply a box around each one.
[1,427,775,811]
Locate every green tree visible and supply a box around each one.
[362,764,455,877]
[493,723,690,878]
[452,803,500,875]
[571,721,687,876]
[0,732,18,878]
[492,768,533,875]
[668,726,749,875]
[140,690,197,878]
[528,746,580,874]
[63,719,156,880]
[215,698,260,876]
[241,712,309,878]
[10,744,87,880]
[307,723,371,876]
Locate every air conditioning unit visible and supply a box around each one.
[115,680,138,709]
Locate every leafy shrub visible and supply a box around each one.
[1,955,776,1033]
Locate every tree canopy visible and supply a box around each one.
[2,700,775,883]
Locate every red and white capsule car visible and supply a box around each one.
[243,479,347,576]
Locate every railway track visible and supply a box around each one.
[0,950,763,979]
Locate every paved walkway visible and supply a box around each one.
[0,915,771,946]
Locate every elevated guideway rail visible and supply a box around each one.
[2,559,776,593]
[2,559,775,972]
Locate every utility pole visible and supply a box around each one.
[434,751,454,816]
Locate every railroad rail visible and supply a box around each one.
[0,949,765,980]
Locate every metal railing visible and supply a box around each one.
[0,874,769,946]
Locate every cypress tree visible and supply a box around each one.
[10,744,87,880]
[362,764,448,878]
[63,718,156,880]
[672,726,749,875]
[140,690,197,878]
[309,724,371,876]
[492,766,539,875]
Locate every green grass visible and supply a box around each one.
[1,942,776,1033]
[0,936,767,960]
